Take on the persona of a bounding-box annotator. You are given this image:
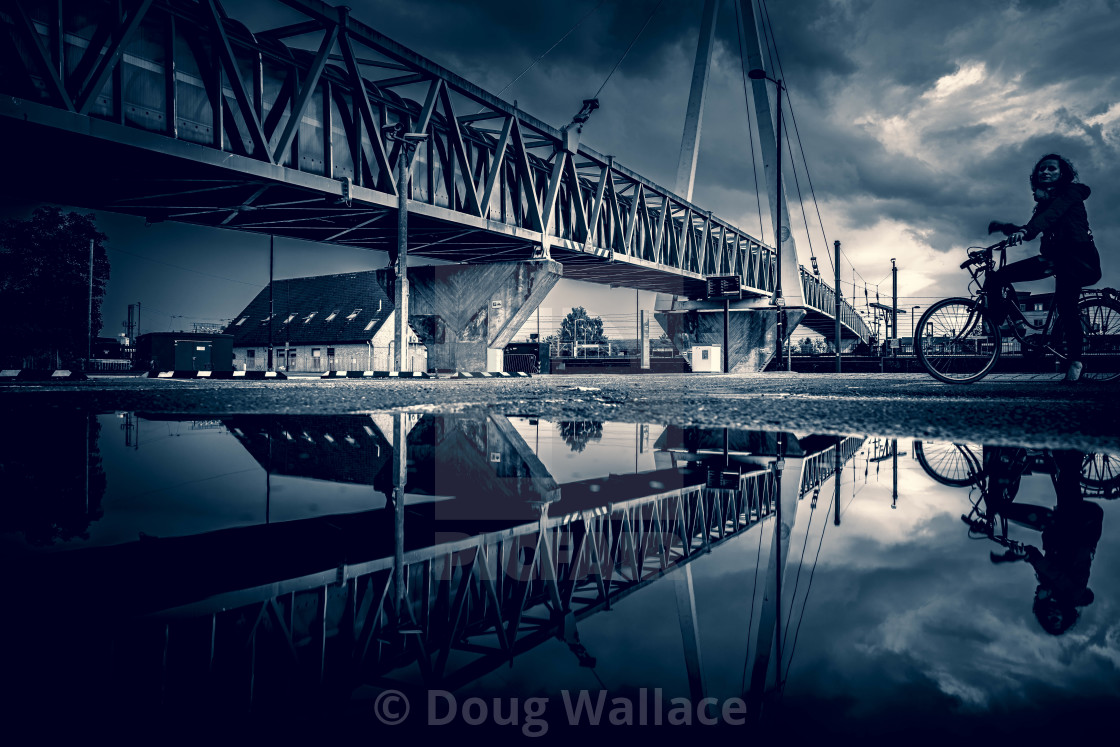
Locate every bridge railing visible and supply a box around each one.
[801,269,871,340]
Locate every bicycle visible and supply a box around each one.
[914,237,1120,383]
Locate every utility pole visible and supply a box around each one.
[891,258,898,356]
[834,240,842,373]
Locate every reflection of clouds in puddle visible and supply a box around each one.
[929,668,990,709]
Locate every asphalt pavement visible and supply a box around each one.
[4,371,1118,451]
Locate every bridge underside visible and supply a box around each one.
[1,113,708,297]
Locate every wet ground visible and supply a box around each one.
[4,371,1120,449]
[1,374,1118,741]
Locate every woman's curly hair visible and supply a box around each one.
[1029,153,1079,191]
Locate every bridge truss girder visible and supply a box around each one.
[2,0,867,337]
[95,436,863,708]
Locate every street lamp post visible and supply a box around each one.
[383,124,429,373]
[747,68,786,370]
[911,305,920,350]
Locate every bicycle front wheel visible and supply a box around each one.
[1078,295,1120,382]
[915,297,1002,384]
[913,440,985,486]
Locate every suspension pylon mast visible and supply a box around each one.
[736,0,803,306]
[674,0,803,305]
[675,0,720,200]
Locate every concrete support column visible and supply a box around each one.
[388,260,562,373]
[655,300,806,372]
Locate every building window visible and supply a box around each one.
[701,349,709,360]
[282,314,295,324]
[327,347,336,357]
[312,348,321,358]
[303,312,317,323]
[346,309,362,321]
[325,309,340,322]
[364,319,376,331]
[247,349,255,359]
[235,317,248,326]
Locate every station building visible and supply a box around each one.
[224,271,426,373]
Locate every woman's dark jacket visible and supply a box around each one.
[1022,183,1092,255]
[1017,183,1100,286]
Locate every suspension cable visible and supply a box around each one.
[782,483,818,644]
[493,0,608,101]
[591,0,667,100]
[739,513,767,693]
[783,123,820,275]
[782,479,837,683]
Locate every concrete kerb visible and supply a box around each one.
[447,372,532,378]
[318,371,532,379]
[320,371,434,379]
[0,369,88,382]
[147,370,288,380]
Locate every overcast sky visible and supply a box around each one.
[15,0,1120,340]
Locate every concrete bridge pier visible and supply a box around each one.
[654,298,806,372]
[379,260,562,373]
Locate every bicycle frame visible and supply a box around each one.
[961,239,1073,361]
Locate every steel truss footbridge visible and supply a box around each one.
[26,413,863,709]
[0,0,869,342]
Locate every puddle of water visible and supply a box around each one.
[2,411,1117,738]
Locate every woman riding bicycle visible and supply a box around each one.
[987,154,1102,383]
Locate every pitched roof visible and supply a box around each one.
[224,270,394,346]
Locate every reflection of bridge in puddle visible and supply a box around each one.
[12,413,864,713]
[115,412,855,712]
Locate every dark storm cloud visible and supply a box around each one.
[320,0,709,88]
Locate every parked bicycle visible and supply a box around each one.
[914,236,1120,383]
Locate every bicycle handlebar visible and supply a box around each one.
[960,237,1018,269]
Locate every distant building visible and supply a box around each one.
[224,271,426,372]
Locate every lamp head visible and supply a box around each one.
[747,68,769,80]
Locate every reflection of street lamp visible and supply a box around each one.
[747,68,787,370]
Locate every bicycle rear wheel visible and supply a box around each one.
[915,297,1002,383]
[1078,296,1120,382]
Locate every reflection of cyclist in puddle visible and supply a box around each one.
[983,448,1103,634]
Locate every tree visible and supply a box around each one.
[557,421,603,453]
[0,207,109,368]
[558,307,606,354]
